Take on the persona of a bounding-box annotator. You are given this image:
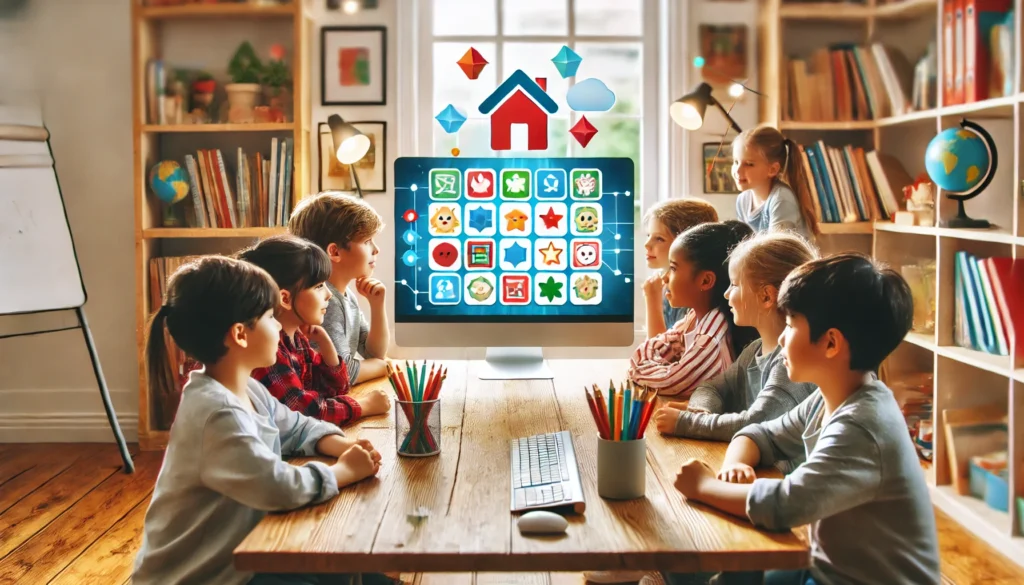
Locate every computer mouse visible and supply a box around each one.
[517,510,568,535]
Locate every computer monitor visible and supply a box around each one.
[393,156,635,378]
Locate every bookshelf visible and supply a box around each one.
[131,0,312,451]
[762,0,1024,565]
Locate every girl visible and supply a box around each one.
[652,231,819,442]
[732,125,819,241]
[629,220,758,397]
[239,234,390,427]
[132,256,384,585]
[642,198,719,339]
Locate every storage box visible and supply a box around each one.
[968,460,1009,512]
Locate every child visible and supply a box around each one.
[239,234,390,427]
[629,220,758,397]
[289,192,390,385]
[670,253,939,585]
[643,198,719,339]
[132,256,385,585]
[652,231,818,441]
[732,125,819,241]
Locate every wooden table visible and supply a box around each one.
[235,359,809,575]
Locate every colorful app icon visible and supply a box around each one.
[570,168,602,200]
[499,202,532,237]
[500,168,532,200]
[535,273,568,306]
[429,168,462,200]
[428,238,462,271]
[499,238,532,271]
[535,168,568,200]
[570,272,603,305]
[428,202,463,236]
[429,273,462,305]
[534,238,568,271]
[464,203,496,237]
[464,239,496,270]
[571,239,601,269]
[465,272,497,306]
[500,274,532,305]
[570,202,602,236]
[534,202,568,237]
[465,168,496,200]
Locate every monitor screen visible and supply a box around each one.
[394,157,635,324]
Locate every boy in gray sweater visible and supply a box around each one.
[667,253,939,585]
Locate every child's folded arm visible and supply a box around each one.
[674,394,793,441]
[687,340,759,414]
[199,407,339,511]
[309,348,351,397]
[261,381,346,457]
[745,420,882,531]
[255,364,363,426]
[630,333,725,397]
[734,391,817,467]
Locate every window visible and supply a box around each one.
[425,0,644,195]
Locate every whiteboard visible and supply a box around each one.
[0,106,86,314]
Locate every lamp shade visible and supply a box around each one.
[670,82,714,130]
[327,114,370,165]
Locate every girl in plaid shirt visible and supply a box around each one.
[239,235,390,427]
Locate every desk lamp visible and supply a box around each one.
[327,114,370,197]
[669,82,743,133]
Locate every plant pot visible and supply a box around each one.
[262,85,292,122]
[192,79,215,94]
[225,83,261,123]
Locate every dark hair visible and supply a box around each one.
[145,256,279,404]
[674,219,758,357]
[236,234,332,299]
[777,252,913,371]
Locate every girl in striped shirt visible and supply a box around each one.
[629,221,758,397]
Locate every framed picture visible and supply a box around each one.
[321,26,387,105]
[318,121,387,193]
[702,142,739,195]
[698,24,748,87]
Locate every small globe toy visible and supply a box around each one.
[148,160,190,205]
[924,119,997,228]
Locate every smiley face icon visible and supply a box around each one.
[428,238,462,271]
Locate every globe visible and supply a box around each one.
[148,160,190,205]
[923,119,998,228]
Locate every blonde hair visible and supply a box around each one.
[733,125,820,236]
[643,198,719,237]
[288,191,384,251]
[729,231,819,302]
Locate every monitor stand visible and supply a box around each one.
[479,347,553,380]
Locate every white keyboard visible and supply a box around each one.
[509,430,586,513]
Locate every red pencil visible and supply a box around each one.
[637,392,657,437]
[584,388,609,439]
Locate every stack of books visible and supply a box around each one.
[953,254,1024,358]
[794,142,910,223]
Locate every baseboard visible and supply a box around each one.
[0,412,139,443]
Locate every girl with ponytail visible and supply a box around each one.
[732,124,820,239]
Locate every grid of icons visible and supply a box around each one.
[394,157,634,322]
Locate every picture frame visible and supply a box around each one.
[697,24,748,87]
[702,142,739,195]
[318,121,387,193]
[321,26,387,106]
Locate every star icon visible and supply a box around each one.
[539,241,563,265]
[539,206,564,229]
[505,209,528,232]
[503,242,528,268]
[538,276,564,302]
[468,206,493,231]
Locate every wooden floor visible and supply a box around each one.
[0,444,1022,585]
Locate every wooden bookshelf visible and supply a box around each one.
[764,0,1024,566]
[131,0,311,451]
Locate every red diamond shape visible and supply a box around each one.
[570,116,598,148]
[457,47,489,80]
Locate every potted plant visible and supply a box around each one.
[262,44,291,121]
[189,71,216,123]
[225,41,263,122]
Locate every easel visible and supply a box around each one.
[0,114,134,473]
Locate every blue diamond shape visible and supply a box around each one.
[504,242,528,268]
[435,104,467,133]
[468,205,493,231]
[551,45,582,78]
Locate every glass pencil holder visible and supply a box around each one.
[396,399,441,457]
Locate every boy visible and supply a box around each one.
[289,192,389,385]
[668,253,939,585]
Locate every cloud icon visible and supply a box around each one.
[566,78,616,112]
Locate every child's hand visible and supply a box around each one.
[674,458,715,500]
[642,273,664,299]
[333,443,380,486]
[303,325,333,350]
[654,406,682,434]
[717,463,756,484]
[357,387,391,416]
[665,400,688,411]
[356,277,386,303]
[354,437,382,466]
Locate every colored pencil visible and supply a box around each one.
[584,388,609,439]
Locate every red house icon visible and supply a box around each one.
[478,69,559,151]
